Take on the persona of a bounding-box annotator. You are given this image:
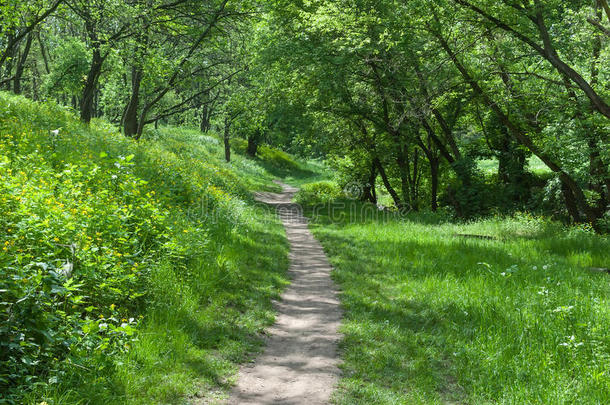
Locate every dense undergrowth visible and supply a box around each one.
[0,92,307,404]
[303,199,610,404]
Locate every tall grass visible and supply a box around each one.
[306,203,609,404]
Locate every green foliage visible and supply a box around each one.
[0,92,290,404]
[42,38,90,98]
[257,145,300,171]
[441,158,492,218]
[294,181,342,206]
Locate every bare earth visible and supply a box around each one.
[228,181,342,405]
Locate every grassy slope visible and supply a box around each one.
[0,92,313,404]
[303,202,609,404]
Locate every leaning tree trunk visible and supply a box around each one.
[13,33,33,94]
[80,47,103,124]
[373,157,404,210]
[224,116,231,163]
[123,66,142,137]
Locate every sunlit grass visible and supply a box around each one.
[477,156,552,176]
[306,203,609,404]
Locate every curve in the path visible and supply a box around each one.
[228,181,342,405]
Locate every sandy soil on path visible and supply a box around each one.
[227,181,342,404]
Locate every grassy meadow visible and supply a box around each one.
[299,199,610,404]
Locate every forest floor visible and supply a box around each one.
[226,181,342,404]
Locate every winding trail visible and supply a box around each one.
[228,181,342,404]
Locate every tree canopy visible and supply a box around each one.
[1,0,608,228]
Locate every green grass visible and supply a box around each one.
[478,156,552,176]
[305,202,610,404]
[282,159,331,187]
[0,92,299,404]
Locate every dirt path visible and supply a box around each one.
[228,181,342,404]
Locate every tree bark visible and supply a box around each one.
[37,31,50,74]
[396,149,412,210]
[224,116,231,163]
[373,157,404,209]
[80,46,103,124]
[200,100,212,132]
[361,161,378,204]
[13,33,33,94]
[430,157,439,212]
[31,62,40,100]
[123,66,142,137]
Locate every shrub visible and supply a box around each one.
[294,181,342,206]
[257,145,300,170]
[0,92,272,403]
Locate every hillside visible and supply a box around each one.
[0,92,315,404]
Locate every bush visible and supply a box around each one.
[294,181,342,206]
[0,97,170,401]
[257,145,300,170]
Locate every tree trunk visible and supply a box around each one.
[430,157,439,211]
[224,116,231,163]
[361,161,378,204]
[588,136,608,218]
[3,34,14,91]
[200,105,211,132]
[434,27,599,227]
[247,133,258,157]
[373,157,404,209]
[13,33,33,94]
[561,180,582,223]
[123,66,142,137]
[397,152,412,210]
[416,135,440,212]
[37,31,50,74]
[80,47,103,124]
[31,62,40,100]
[411,149,419,210]
[200,90,212,132]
